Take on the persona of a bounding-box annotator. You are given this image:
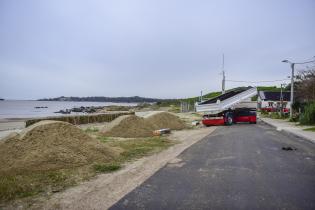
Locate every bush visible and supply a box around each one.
[269,112,288,119]
[260,109,268,115]
[269,112,280,119]
[289,113,300,122]
[299,102,315,125]
[93,163,121,173]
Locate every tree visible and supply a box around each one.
[295,68,315,103]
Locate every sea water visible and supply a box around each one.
[0,100,136,119]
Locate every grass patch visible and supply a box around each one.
[303,127,315,132]
[108,137,175,162]
[97,136,109,143]
[85,127,99,133]
[0,170,78,203]
[0,136,175,204]
[260,112,289,120]
[299,102,315,125]
[93,163,121,173]
[169,105,180,113]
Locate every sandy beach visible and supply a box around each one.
[0,119,26,130]
[0,119,26,139]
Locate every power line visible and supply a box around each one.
[226,79,290,83]
[290,57,315,64]
[301,56,315,63]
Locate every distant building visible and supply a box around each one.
[257,91,291,112]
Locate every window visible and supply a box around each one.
[235,110,249,117]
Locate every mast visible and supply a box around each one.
[222,54,226,94]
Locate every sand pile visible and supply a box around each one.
[102,112,186,138]
[147,112,186,130]
[102,115,154,138]
[101,115,132,133]
[0,121,117,175]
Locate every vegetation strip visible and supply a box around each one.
[303,127,315,132]
[0,135,174,204]
[25,112,134,127]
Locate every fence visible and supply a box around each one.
[180,102,195,112]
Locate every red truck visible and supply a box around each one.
[202,108,257,126]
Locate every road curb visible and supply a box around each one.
[259,118,315,144]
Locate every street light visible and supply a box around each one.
[280,83,286,117]
[282,60,295,119]
[282,57,315,119]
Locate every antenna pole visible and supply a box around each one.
[222,54,226,94]
[200,90,203,102]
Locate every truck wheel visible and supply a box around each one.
[226,116,233,126]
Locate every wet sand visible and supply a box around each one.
[0,119,26,139]
[0,119,26,130]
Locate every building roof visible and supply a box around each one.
[258,91,291,101]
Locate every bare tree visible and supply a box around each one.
[295,68,315,103]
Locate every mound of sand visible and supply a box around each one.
[0,121,118,175]
[147,112,186,130]
[102,112,186,138]
[102,115,155,138]
[101,115,132,133]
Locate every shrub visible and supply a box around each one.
[260,109,268,115]
[270,112,280,119]
[289,113,300,122]
[299,102,315,125]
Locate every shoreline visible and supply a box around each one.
[0,100,138,122]
[0,120,25,139]
[0,118,30,122]
[0,118,27,129]
[0,111,134,139]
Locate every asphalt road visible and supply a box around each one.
[110,122,315,210]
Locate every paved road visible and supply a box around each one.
[110,122,315,210]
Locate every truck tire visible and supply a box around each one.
[226,116,233,126]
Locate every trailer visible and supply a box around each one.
[195,87,258,126]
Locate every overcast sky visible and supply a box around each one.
[0,0,314,99]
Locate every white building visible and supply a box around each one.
[257,91,291,112]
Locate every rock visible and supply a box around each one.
[282,146,297,151]
[54,109,71,114]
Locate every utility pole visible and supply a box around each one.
[222,54,226,94]
[290,63,294,119]
[280,83,284,117]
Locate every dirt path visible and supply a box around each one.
[36,127,216,210]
